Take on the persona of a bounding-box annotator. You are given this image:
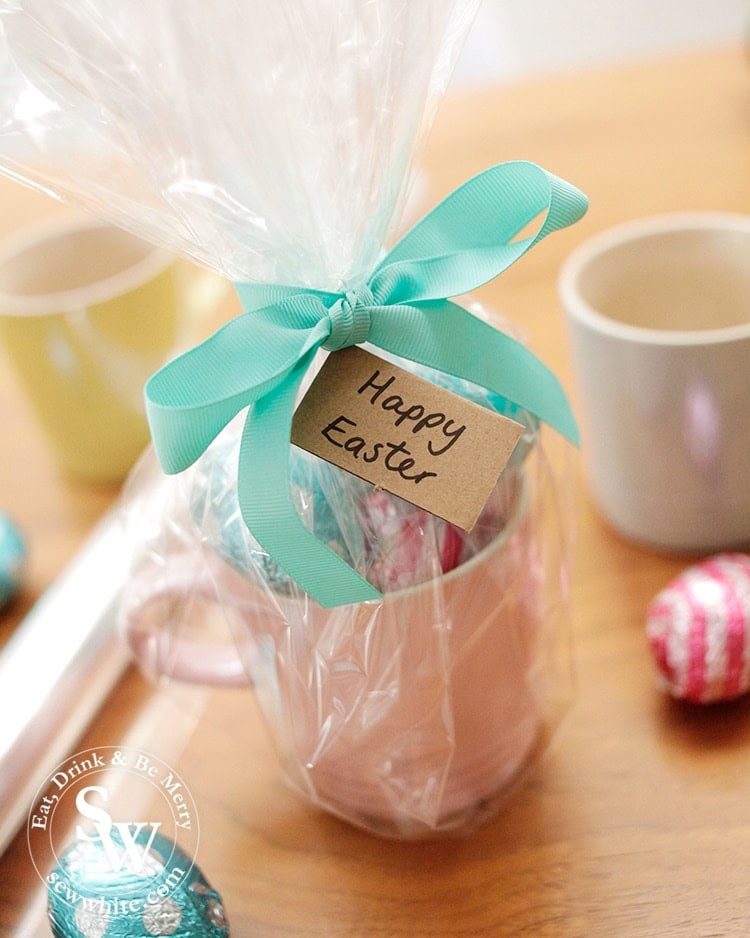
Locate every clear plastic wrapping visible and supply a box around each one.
[1,1,576,838]
[0,1,477,286]
[119,300,575,839]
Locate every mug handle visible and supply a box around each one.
[123,554,256,687]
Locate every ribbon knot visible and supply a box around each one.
[323,285,373,351]
[145,161,588,608]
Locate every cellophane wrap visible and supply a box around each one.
[0,1,574,838]
[0,0,476,285]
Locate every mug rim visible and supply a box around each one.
[266,465,533,610]
[559,211,750,347]
[0,214,174,316]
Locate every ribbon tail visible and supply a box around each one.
[370,301,579,446]
[237,354,383,608]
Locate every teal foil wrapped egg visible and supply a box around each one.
[47,831,229,938]
[0,511,26,609]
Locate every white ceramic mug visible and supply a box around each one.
[560,212,750,553]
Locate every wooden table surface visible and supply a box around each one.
[2,45,750,937]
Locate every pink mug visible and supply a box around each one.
[123,472,552,838]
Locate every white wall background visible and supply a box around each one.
[455,0,750,85]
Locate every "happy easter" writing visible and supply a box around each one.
[321,368,466,484]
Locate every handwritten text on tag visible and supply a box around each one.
[291,347,524,531]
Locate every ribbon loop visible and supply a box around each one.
[323,285,374,351]
[145,161,588,608]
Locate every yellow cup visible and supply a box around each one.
[0,218,192,482]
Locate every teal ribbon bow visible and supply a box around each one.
[146,160,587,608]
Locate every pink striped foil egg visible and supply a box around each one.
[646,553,750,703]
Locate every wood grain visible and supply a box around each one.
[2,46,750,937]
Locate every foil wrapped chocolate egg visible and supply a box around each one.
[47,831,229,938]
[0,511,26,609]
[646,553,750,703]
